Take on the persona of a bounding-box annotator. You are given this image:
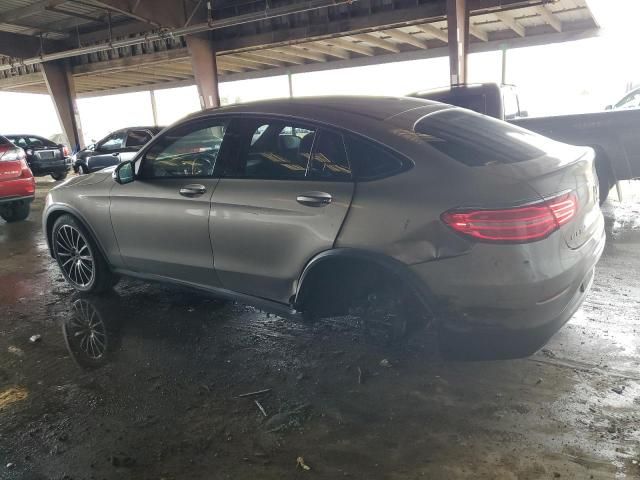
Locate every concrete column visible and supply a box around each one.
[41,60,84,150]
[446,0,469,85]
[287,70,294,98]
[186,34,220,110]
[501,45,508,85]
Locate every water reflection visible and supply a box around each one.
[62,296,121,370]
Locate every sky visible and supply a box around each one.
[0,0,638,145]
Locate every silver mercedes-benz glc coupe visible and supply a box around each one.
[43,96,605,359]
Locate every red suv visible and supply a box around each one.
[0,135,36,222]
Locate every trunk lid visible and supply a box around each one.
[414,108,601,249]
[503,147,600,249]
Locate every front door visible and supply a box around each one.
[109,119,228,287]
[211,118,354,304]
[88,130,127,172]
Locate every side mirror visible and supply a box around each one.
[605,104,613,110]
[113,161,135,185]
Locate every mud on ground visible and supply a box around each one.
[0,180,639,479]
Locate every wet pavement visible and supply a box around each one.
[1,179,639,480]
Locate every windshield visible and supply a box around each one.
[6,135,57,148]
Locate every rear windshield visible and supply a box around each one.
[6,135,57,148]
[0,136,10,146]
[414,109,571,166]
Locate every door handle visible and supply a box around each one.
[179,184,207,197]
[296,191,332,207]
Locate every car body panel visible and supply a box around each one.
[109,178,222,287]
[211,178,354,303]
[0,137,36,203]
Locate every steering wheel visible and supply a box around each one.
[189,153,215,176]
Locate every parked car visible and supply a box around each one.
[409,83,640,203]
[606,86,640,110]
[0,135,35,222]
[43,97,605,359]
[74,127,163,174]
[4,134,72,181]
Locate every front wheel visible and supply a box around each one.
[51,171,68,181]
[0,201,30,222]
[52,214,116,292]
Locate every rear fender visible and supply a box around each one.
[294,248,435,314]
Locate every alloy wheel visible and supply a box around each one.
[55,225,95,288]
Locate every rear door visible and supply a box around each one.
[210,117,354,304]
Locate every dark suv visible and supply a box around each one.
[5,134,72,181]
[74,127,163,174]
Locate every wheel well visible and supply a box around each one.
[45,210,69,256]
[591,146,614,186]
[295,254,431,317]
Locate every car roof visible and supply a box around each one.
[187,96,448,130]
[5,134,49,139]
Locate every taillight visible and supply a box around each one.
[441,192,577,243]
[0,145,26,162]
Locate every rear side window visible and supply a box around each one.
[415,109,571,166]
[126,130,152,147]
[345,136,406,181]
[308,130,351,180]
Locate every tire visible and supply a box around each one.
[598,168,612,205]
[51,171,68,181]
[78,164,88,175]
[0,201,30,222]
[52,214,116,292]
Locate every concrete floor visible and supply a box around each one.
[1,179,639,480]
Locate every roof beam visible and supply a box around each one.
[296,43,350,60]
[276,46,326,62]
[0,0,67,23]
[414,23,448,43]
[322,37,373,56]
[535,5,562,32]
[0,31,66,58]
[469,24,488,41]
[349,33,400,53]
[250,49,305,65]
[383,29,428,49]
[233,52,285,68]
[494,11,525,37]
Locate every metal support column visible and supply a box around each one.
[41,60,84,150]
[149,89,159,126]
[287,70,294,98]
[446,0,469,86]
[186,34,220,110]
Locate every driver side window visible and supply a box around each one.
[99,132,126,152]
[140,121,227,179]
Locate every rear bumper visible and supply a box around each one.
[0,177,36,202]
[0,194,35,205]
[30,164,70,176]
[411,214,606,359]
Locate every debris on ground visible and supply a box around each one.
[7,346,24,357]
[379,359,392,368]
[29,334,42,344]
[254,399,267,417]
[296,456,311,471]
[238,388,272,398]
[536,378,544,385]
[265,404,310,433]
[612,386,625,395]
[357,366,363,384]
[541,349,556,358]
[6,463,15,469]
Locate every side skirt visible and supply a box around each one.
[112,268,303,321]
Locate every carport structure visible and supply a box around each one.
[0,0,598,149]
